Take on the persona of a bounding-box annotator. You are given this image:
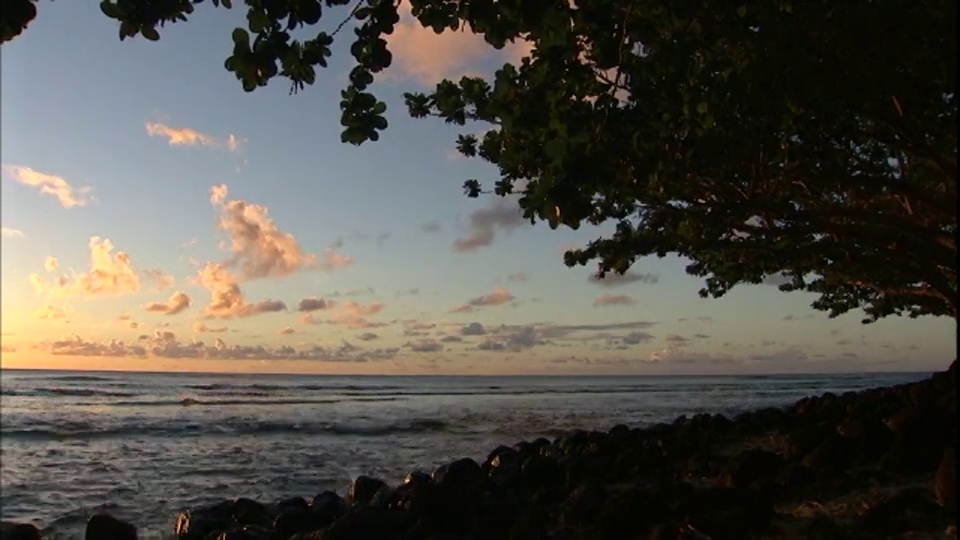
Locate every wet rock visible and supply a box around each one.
[0,522,41,540]
[403,470,432,487]
[276,496,309,513]
[678,487,774,539]
[881,406,949,474]
[724,448,784,488]
[274,507,333,539]
[608,424,630,440]
[432,458,485,491]
[214,525,273,540]
[232,498,270,527]
[860,487,944,534]
[85,513,137,540]
[597,487,672,537]
[312,490,348,517]
[801,434,855,471]
[370,484,395,507]
[784,423,831,461]
[934,446,956,509]
[801,515,850,539]
[521,454,563,490]
[313,506,407,540]
[557,482,606,528]
[174,500,235,540]
[348,476,388,506]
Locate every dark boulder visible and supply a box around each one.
[597,487,672,537]
[315,506,407,540]
[521,454,563,490]
[174,500,235,540]
[348,476,388,506]
[801,434,856,471]
[677,487,774,539]
[312,490,348,517]
[723,448,784,488]
[85,513,137,540]
[274,507,335,538]
[0,522,41,540]
[232,498,270,528]
[432,458,485,491]
[276,496,309,513]
[213,525,273,540]
[859,487,944,535]
[934,446,956,509]
[801,515,850,539]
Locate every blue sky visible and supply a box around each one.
[0,1,954,374]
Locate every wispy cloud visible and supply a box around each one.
[145,122,244,152]
[588,271,659,287]
[453,199,526,253]
[469,287,515,307]
[593,294,636,307]
[1,227,23,238]
[2,164,90,208]
[298,297,337,312]
[35,304,69,320]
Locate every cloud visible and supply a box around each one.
[194,262,287,319]
[298,297,337,312]
[145,291,192,315]
[475,325,546,352]
[467,287,515,307]
[621,331,655,345]
[193,322,228,333]
[142,269,175,291]
[357,332,379,341]
[440,335,463,343]
[44,257,58,272]
[30,237,140,298]
[588,271,659,287]
[421,221,442,233]
[45,332,399,362]
[35,304,68,320]
[461,322,487,336]
[406,339,444,353]
[326,301,388,329]
[145,122,244,151]
[449,304,474,314]
[319,249,353,270]
[506,272,528,282]
[278,326,296,335]
[2,227,23,238]
[453,199,526,253]
[383,1,533,85]
[2,164,90,208]
[593,294,636,307]
[210,184,318,279]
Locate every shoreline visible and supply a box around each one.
[2,362,955,539]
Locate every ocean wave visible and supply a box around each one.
[110,396,398,407]
[1,387,135,398]
[0,417,450,441]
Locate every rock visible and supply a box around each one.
[521,454,563,490]
[276,496,310,513]
[860,487,944,534]
[403,470,432,487]
[934,446,956,509]
[174,500,235,540]
[678,487,774,539]
[801,434,855,471]
[85,513,137,540]
[784,423,831,461]
[608,424,630,440]
[349,476,388,506]
[802,515,850,539]
[274,507,334,539]
[432,458,485,491]
[597,487,672,537]
[232,498,270,527]
[0,522,41,540]
[214,525,273,540]
[319,506,407,540]
[724,448,784,488]
[312,491,347,516]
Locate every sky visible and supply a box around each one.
[0,2,955,375]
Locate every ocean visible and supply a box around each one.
[0,369,930,538]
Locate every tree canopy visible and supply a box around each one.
[4,0,957,323]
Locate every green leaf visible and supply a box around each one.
[231,28,249,47]
[99,1,120,19]
[141,26,160,41]
[737,5,747,17]
[222,0,232,8]
[696,102,709,114]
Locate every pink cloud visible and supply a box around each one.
[145,291,192,315]
[593,294,637,307]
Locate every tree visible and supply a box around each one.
[4,0,957,323]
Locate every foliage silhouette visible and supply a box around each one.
[4,0,956,322]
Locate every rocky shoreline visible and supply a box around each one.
[3,363,956,540]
